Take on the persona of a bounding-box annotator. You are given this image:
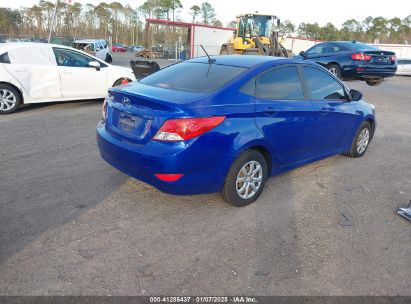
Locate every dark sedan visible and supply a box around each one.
[295,41,397,86]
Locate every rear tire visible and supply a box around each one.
[0,84,22,114]
[366,79,382,86]
[220,150,267,207]
[327,64,341,79]
[344,121,372,158]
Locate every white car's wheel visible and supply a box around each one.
[0,84,22,114]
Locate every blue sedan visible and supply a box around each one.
[295,41,397,86]
[97,56,376,206]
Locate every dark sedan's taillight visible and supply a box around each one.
[389,55,397,62]
[351,53,372,61]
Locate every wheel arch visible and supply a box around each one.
[234,141,276,176]
[112,77,133,87]
[326,61,341,68]
[0,81,24,104]
[364,116,376,140]
[250,145,273,175]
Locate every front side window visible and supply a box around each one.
[140,62,247,93]
[306,44,324,56]
[256,66,304,100]
[303,67,346,100]
[53,48,95,67]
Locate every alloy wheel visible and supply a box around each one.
[236,160,263,200]
[0,89,17,112]
[329,67,338,76]
[357,128,370,154]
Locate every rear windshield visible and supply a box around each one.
[140,62,247,93]
[340,42,380,51]
[72,42,94,51]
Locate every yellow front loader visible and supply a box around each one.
[220,14,289,57]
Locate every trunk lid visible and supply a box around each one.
[106,82,207,145]
[364,50,395,65]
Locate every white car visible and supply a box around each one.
[0,43,135,114]
[72,39,112,64]
[396,59,411,76]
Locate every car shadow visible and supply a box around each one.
[0,100,125,264]
[16,99,104,114]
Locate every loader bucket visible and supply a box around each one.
[130,60,160,79]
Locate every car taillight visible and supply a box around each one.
[153,116,225,141]
[390,55,397,62]
[351,53,372,61]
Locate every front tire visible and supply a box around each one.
[0,84,22,114]
[221,150,267,207]
[344,121,372,158]
[105,54,112,64]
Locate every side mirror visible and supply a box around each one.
[299,51,306,58]
[349,89,363,101]
[89,61,101,71]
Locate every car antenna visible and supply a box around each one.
[200,45,216,64]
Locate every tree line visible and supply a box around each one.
[1,0,410,45]
[0,0,221,45]
[279,16,411,44]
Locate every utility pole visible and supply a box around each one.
[48,0,59,43]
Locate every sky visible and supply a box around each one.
[4,0,411,28]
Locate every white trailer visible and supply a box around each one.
[145,19,235,59]
[191,25,235,57]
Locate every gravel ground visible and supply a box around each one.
[0,52,410,295]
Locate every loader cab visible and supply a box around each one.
[237,14,278,40]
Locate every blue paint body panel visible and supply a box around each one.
[97,55,376,195]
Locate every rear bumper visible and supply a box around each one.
[96,121,232,195]
[342,64,397,80]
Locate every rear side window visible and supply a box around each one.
[256,66,304,100]
[0,52,10,64]
[8,47,55,66]
[72,43,94,52]
[140,62,247,93]
[240,77,255,96]
[303,67,346,100]
[344,42,380,51]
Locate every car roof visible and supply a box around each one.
[73,39,104,44]
[187,55,300,68]
[0,42,108,64]
[0,42,67,53]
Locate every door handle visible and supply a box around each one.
[263,107,278,116]
[61,70,73,74]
